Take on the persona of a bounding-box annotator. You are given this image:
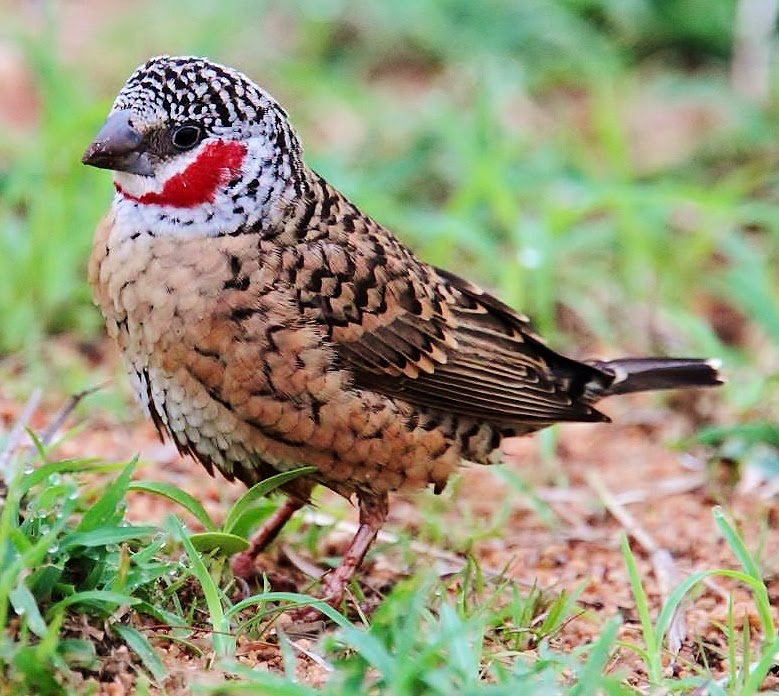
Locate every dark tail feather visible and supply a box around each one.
[590,357,723,397]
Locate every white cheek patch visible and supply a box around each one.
[109,132,295,241]
[113,145,204,198]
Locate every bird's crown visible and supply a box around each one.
[113,55,283,133]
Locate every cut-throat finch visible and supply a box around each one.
[83,56,722,612]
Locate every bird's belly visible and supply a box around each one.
[131,354,464,496]
[95,231,464,495]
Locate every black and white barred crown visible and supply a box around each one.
[112,56,290,134]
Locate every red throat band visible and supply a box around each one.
[115,140,247,208]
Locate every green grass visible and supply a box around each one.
[1,428,777,694]
[620,511,779,695]
[2,0,779,692]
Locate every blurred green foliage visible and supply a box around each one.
[2,3,779,690]
[0,0,776,422]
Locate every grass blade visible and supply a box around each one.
[189,532,249,555]
[570,617,621,695]
[620,534,661,685]
[129,480,216,531]
[226,591,352,628]
[714,507,775,643]
[742,634,779,694]
[222,467,315,536]
[60,525,158,550]
[112,622,168,682]
[9,583,48,638]
[77,459,137,532]
[170,515,235,657]
[47,590,142,616]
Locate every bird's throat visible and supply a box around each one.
[114,140,247,209]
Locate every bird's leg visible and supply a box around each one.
[320,491,389,606]
[231,496,305,580]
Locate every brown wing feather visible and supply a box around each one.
[343,268,611,424]
[292,177,613,425]
[309,261,608,424]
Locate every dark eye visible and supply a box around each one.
[171,124,203,150]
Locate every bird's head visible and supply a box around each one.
[83,56,304,231]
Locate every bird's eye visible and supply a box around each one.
[171,124,203,151]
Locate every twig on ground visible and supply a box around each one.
[36,382,108,449]
[537,473,704,506]
[0,385,105,495]
[588,472,687,654]
[280,544,326,580]
[277,629,334,672]
[0,389,42,485]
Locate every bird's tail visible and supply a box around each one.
[589,357,723,397]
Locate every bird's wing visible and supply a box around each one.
[301,234,611,425]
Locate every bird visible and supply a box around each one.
[83,56,722,611]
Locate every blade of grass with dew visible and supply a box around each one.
[59,525,158,550]
[0,481,78,629]
[19,458,126,493]
[8,583,48,638]
[112,622,168,682]
[75,458,137,532]
[169,515,235,658]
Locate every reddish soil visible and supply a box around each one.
[2,343,774,693]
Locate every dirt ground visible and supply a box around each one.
[3,340,775,693]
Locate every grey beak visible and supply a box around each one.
[82,109,154,177]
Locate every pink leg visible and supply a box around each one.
[320,491,389,606]
[231,496,305,580]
